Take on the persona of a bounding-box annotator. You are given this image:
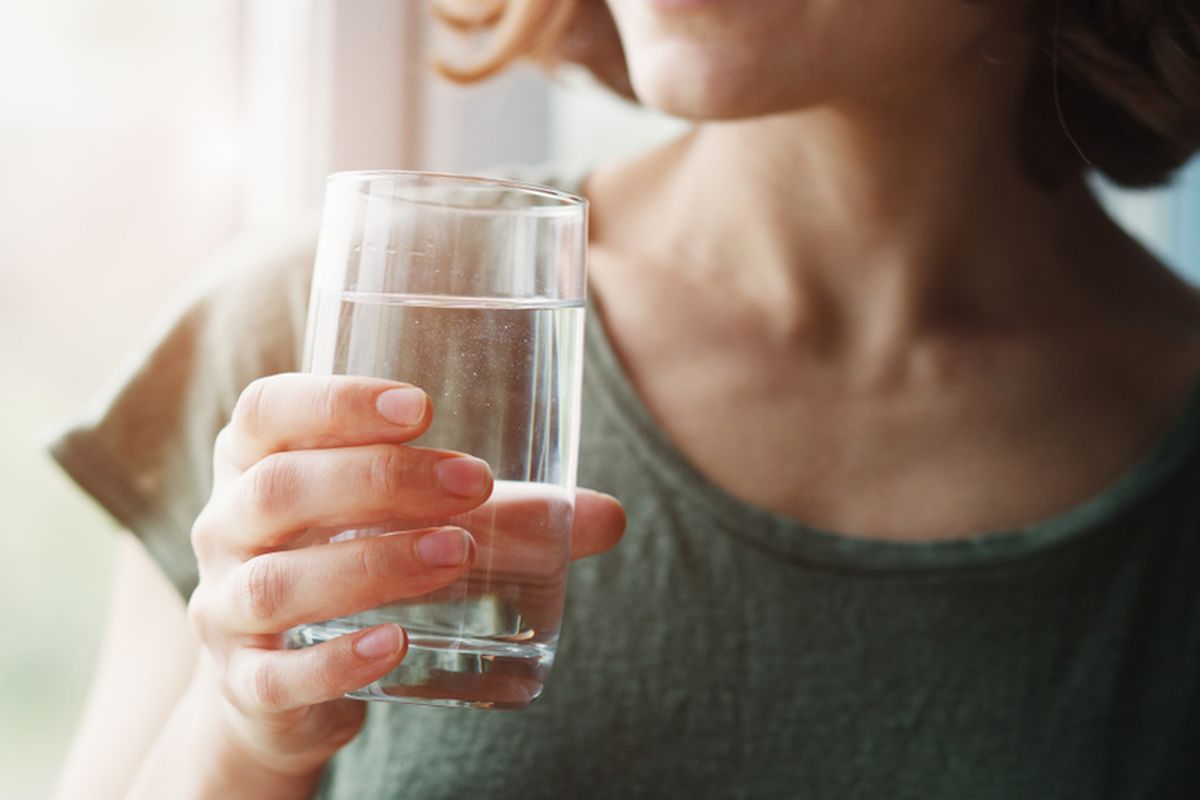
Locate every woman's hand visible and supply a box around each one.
[183,373,626,787]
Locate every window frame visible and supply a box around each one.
[238,0,551,228]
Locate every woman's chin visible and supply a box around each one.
[628,59,760,120]
[625,44,810,121]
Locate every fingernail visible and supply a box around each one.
[436,457,491,499]
[353,624,403,660]
[415,527,471,567]
[376,388,426,426]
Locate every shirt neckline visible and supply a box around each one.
[583,288,1200,572]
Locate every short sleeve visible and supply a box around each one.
[47,229,317,599]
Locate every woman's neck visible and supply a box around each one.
[588,64,1136,357]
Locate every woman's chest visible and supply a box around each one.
[590,268,1198,541]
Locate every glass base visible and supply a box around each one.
[290,624,554,711]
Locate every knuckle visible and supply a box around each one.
[354,540,394,588]
[212,425,238,465]
[186,586,213,639]
[248,656,288,713]
[190,507,218,560]
[368,446,410,503]
[239,555,287,626]
[354,544,404,609]
[233,376,273,433]
[312,378,346,429]
[246,454,297,519]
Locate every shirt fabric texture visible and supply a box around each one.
[49,166,1200,799]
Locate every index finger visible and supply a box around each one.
[218,373,432,472]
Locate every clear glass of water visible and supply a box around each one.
[289,171,588,710]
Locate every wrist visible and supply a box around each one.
[131,668,325,800]
[201,682,328,799]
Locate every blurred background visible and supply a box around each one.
[0,1,1195,797]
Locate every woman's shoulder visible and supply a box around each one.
[47,225,319,597]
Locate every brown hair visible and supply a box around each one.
[1029,0,1200,187]
[432,0,1200,188]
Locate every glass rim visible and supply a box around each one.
[325,169,588,218]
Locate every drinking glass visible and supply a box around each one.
[288,171,588,710]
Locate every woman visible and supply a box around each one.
[51,0,1200,797]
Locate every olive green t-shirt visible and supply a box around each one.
[50,167,1200,799]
